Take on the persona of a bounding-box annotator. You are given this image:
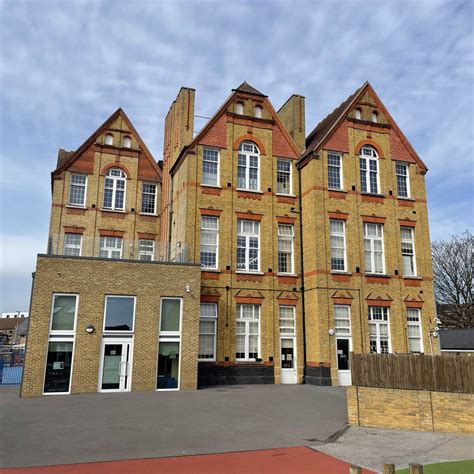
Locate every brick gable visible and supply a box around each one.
[323,120,349,153]
[272,124,298,159]
[389,128,417,164]
[199,114,227,148]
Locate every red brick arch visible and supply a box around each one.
[355,139,385,158]
[233,135,266,155]
[100,163,132,178]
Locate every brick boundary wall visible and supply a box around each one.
[347,386,474,434]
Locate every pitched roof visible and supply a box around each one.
[302,81,428,172]
[232,81,267,97]
[305,83,366,152]
[0,318,27,331]
[439,329,474,350]
[52,108,161,181]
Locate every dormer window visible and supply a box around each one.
[104,133,113,146]
[236,102,244,115]
[355,108,361,120]
[254,105,262,118]
[372,111,378,123]
[122,136,131,148]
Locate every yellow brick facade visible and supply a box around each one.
[21,256,200,397]
[347,386,474,434]
[22,81,439,395]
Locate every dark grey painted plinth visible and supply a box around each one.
[198,363,275,387]
[305,365,332,386]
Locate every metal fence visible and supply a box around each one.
[0,347,24,385]
[351,353,473,394]
[48,235,190,263]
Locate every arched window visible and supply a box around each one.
[372,111,378,123]
[122,136,132,148]
[236,102,244,115]
[359,146,379,194]
[103,168,126,211]
[254,105,262,118]
[237,141,259,191]
[104,133,113,146]
[355,108,361,120]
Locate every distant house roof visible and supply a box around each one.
[0,318,27,331]
[439,329,474,351]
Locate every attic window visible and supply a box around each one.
[122,136,131,148]
[372,111,378,123]
[105,134,113,146]
[355,108,361,120]
[254,105,262,118]
[236,102,244,115]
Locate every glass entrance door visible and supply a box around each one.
[336,338,351,386]
[99,340,132,392]
[280,337,297,384]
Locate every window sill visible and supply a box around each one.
[361,192,385,198]
[139,212,158,216]
[201,184,222,189]
[198,359,217,363]
[100,208,127,214]
[275,193,296,197]
[277,272,297,277]
[236,271,264,275]
[403,275,421,280]
[331,271,352,275]
[236,189,263,194]
[364,273,390,278]
[397,196,415,201]
[328,188,347,193]
[201,268,220,273]
[66,204,87,209]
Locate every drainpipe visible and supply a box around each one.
[298,166,307,382]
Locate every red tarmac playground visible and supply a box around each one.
[0,447,374,474]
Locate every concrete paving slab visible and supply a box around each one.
[314,426,474,472]
[0,384,348,468]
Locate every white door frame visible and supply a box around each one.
[280,336,297,384]
[98,338,133,393]
[336,336,352,386]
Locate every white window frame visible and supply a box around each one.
[407,308,423,353]
[368,306,391,354]
[236,304,260,361]
[359,146,380,194]
[372,111,378,123]
[122,136,131,148]
[355,108,361,120]
[276,159,292,195]
[99,236,123,259]
[396,162,410,198]
[237,219,260,273]
[138,239,155,261]
[68,174,87,207]
[330,220,347,272]
[63,233,82,257]
[401,226,417,277]
[198,303,217,361]
[254,105,262,118]
[103,168,127,211]
[334,305,351,336]
[200,216,219,270]
[141,182,157,214]
[278,224,294,274]
[157,297,183,391]
[104,133,113,145]
[237,142,260,192]
[49,293,79,336]
[159,297,183,337]
[364,223,385,274]
[327,153,343,190]
[103,295,136,334]
[202,148,220,187]
[279,306,296,335]
[235,102,244,115]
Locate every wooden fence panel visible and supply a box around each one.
[350,353,473,393]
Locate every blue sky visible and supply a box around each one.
[0,0,473,311]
